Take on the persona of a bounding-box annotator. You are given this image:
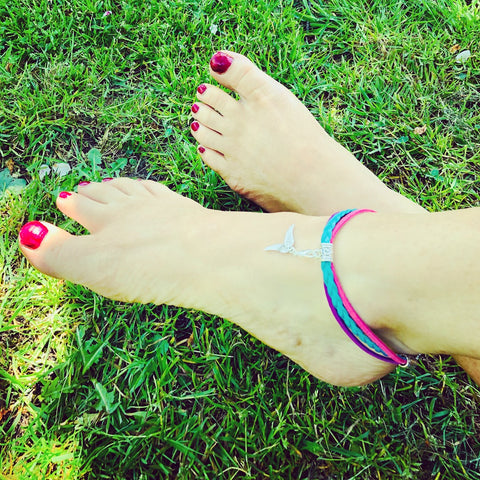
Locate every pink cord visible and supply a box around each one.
[330,209,406,365]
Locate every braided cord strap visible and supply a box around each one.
[321,209,408,366]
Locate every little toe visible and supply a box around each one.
[138,179,174,196]
[209,51,273,100]
[197,147,228,177]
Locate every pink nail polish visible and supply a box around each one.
[58,191,72,199]
[197,84,207,94]
[198,146,206,154]
[19,221,48,249]
[102,177,113,182]
[191,121,200,132]
[191,103,199,113]
[210,52,233,74]
[79,181,90,186]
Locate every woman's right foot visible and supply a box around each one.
[191,51,422,215]
[18,179,410,387]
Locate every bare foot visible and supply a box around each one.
[19,179,409,387]
[192,51,480,386]
[190,51,421,215]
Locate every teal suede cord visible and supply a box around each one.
[321,209,408,366]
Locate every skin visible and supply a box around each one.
[18,178,480,388]
[19,179,397,386]
[191,52,422,215]
[18,52,480,387]
[191,50,480,384]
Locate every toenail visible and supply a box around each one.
[198,146,206,154]
[102,177,113,182]
[79,181,90,186]
[191,103,199,113]
[210,52,233,74]
[58,191,72,199]
[197,84,207,94]
[191,121,200,132]
[19,221,48,250]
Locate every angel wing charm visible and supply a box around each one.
[265,225,328,259]
[264,225,295,253]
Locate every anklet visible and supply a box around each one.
[321,209,408,366]
[265,210,408,366]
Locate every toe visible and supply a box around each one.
[19,221,97,285]
[191,121,226,153]
[57,179,165,232]
[56,191,108,233]
[197,147,228,177]
[191,101,225,133]
[139,179,179,198]
[77,180,127,203]
[105,177,155,196]
[77,178,152,203]
[209,51,273,100]
[196,84,237,116]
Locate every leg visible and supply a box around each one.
[18,180,480,386]
[191,51,480,383]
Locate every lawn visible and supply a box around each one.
[1,0,479,478]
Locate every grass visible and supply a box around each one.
[1,0,479,478]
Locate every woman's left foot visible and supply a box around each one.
[191,51,419,215]
[192,51,480,386]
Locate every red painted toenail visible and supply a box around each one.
[191,121,200,132]
[79,181,90,186]
[197,84,207,94]
[58,191,72,198]
[191,103,199,113]
[198,146,206,154]
[102,177,113,182]
[19,221,48,249]
[210,52,233,74]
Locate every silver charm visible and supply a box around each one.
[265,224,331,260]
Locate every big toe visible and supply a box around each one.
[209,51,276,99]
[19,221,97,285]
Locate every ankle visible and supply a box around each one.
[194,209,404,385]
[329,212,421,356]
[198,210,328,351]
[330,210,480,359]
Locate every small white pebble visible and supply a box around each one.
[455,50,471,63]
[52,162,71,177]
[38,164,51,180]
